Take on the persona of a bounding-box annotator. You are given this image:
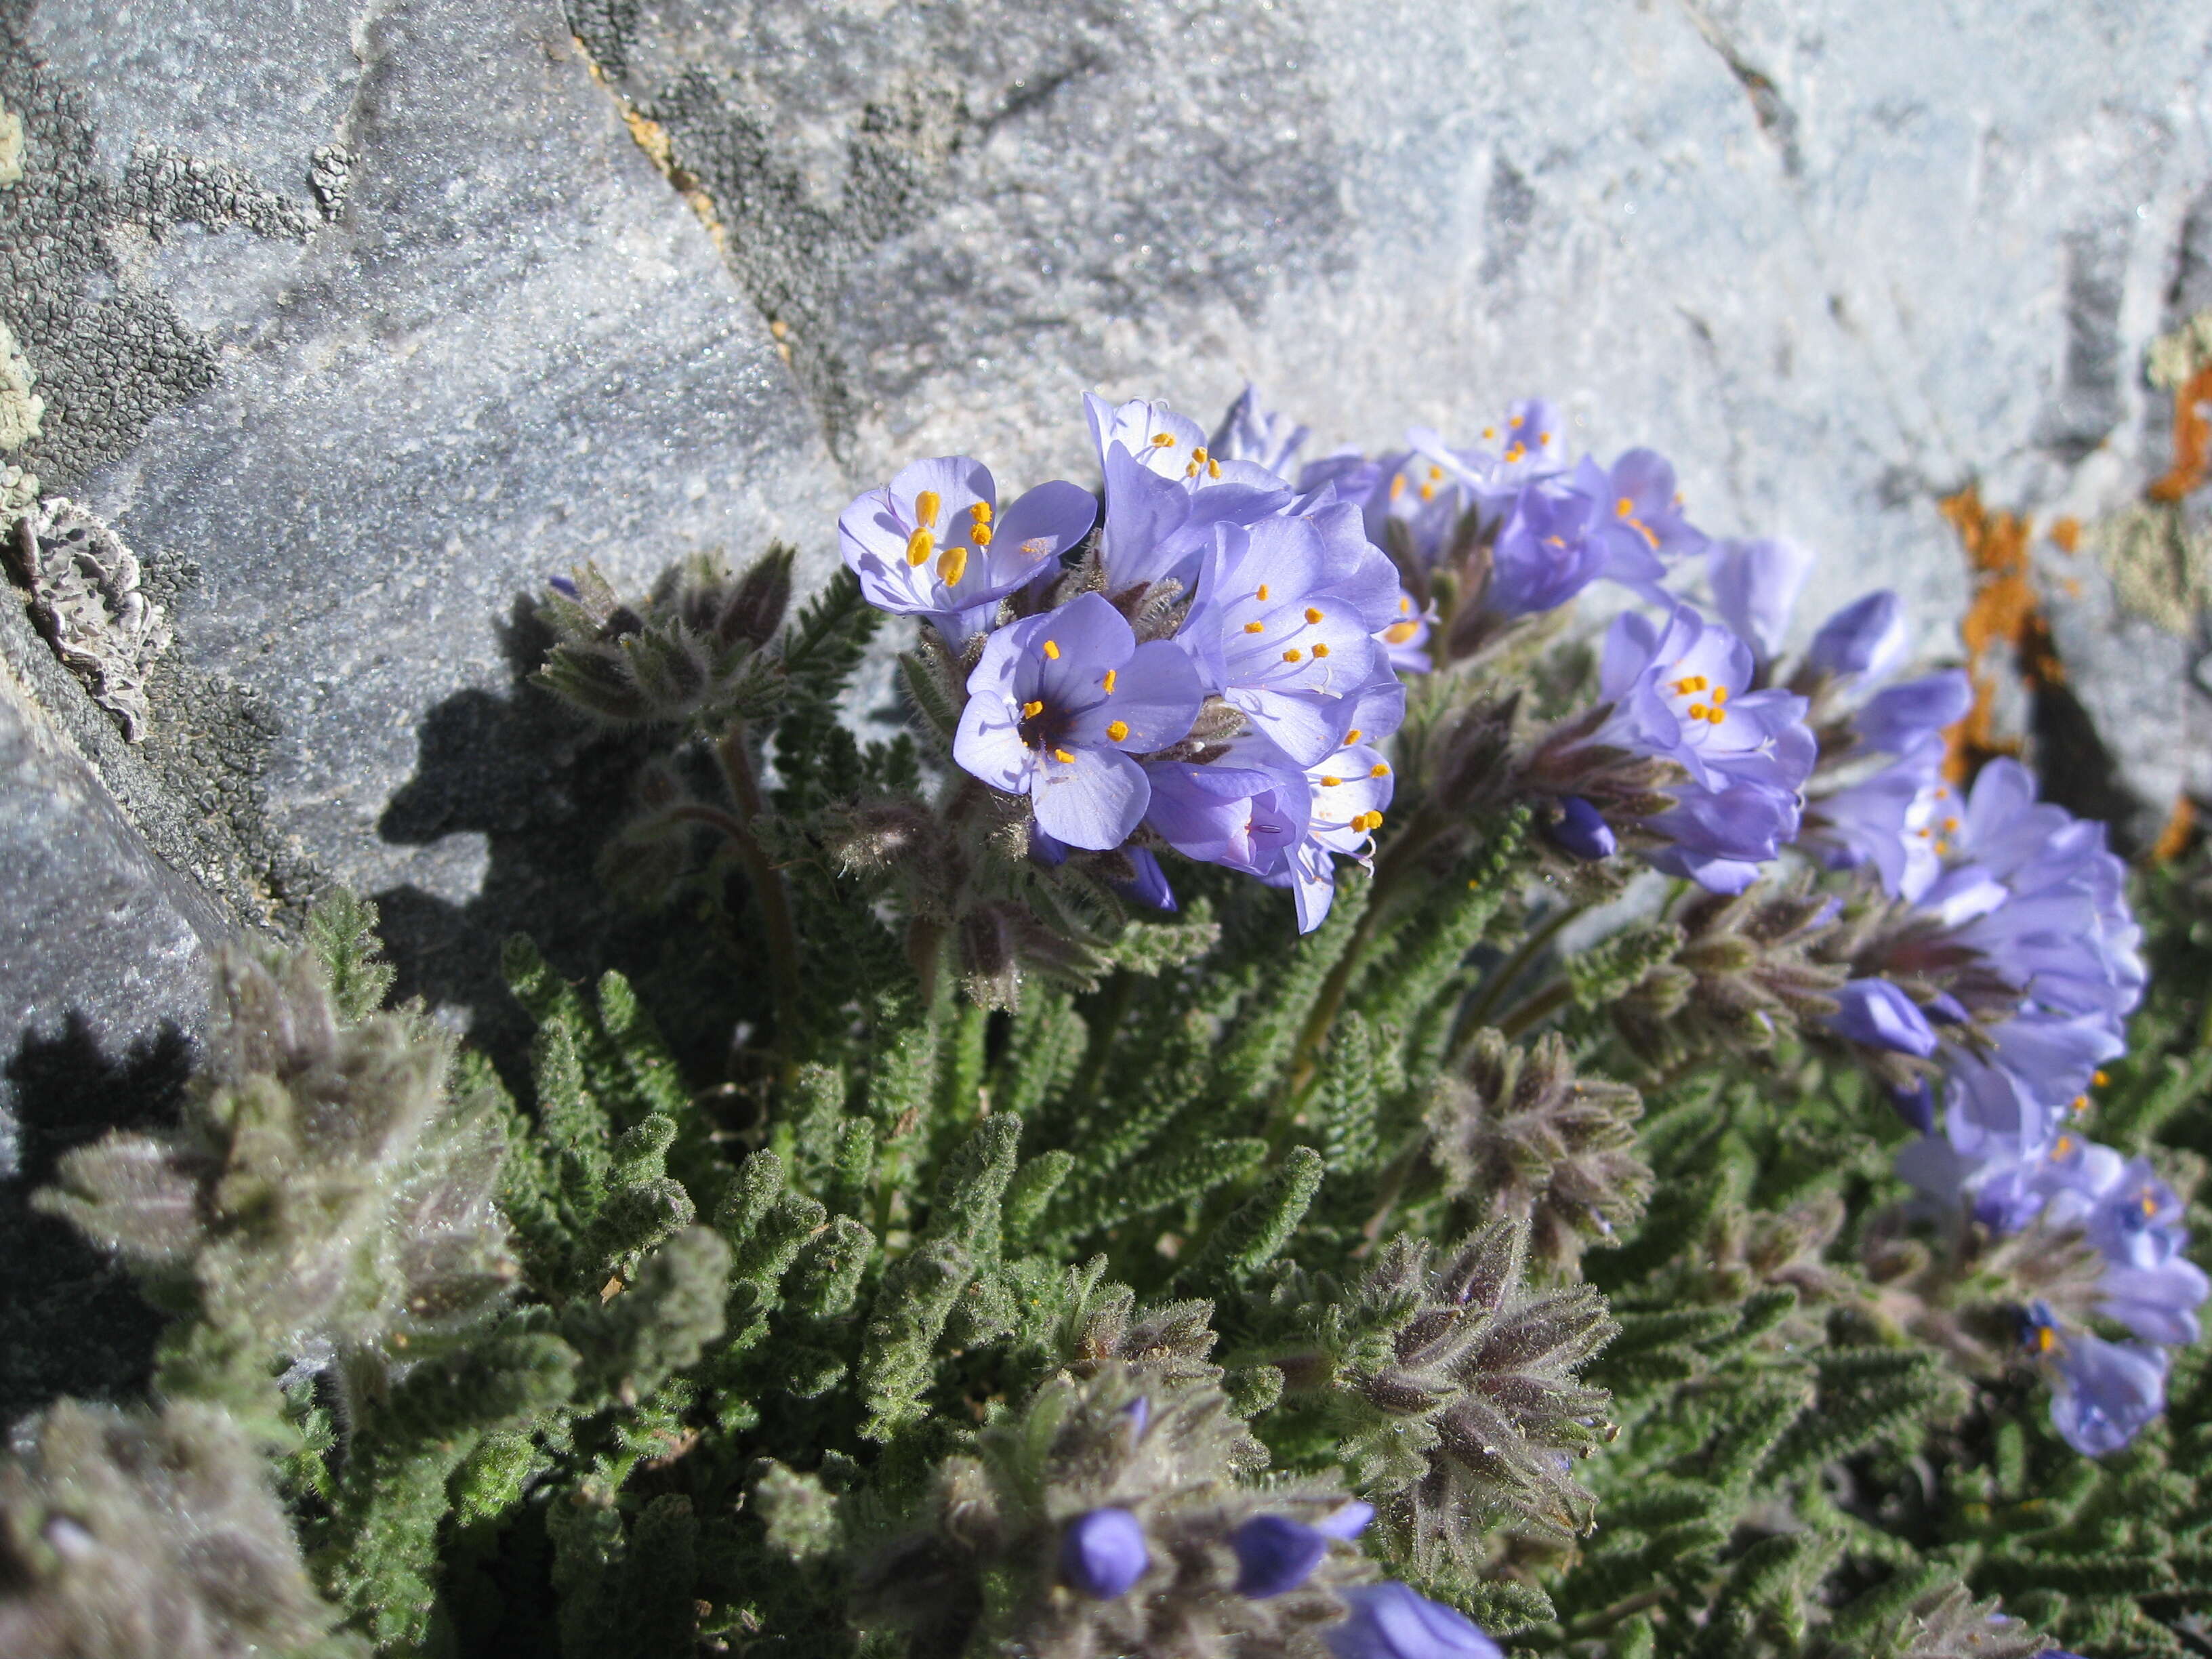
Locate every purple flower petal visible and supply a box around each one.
[1327,1582,1504,1659]
[1707,537,1815,663]
[1060,1508,1149,1599]
[1231,1514,1330,1598]
[1806,590,1906,679]
[1547,797,1618,861]
[1829,979,1939,1057]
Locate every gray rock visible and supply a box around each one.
[0,598,228,1425]
[1,0,2211,1418]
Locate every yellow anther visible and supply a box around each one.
[905,528,935,567]
[936,545,968,586]
[1504,443,1526,463]
[1021,699,1044,718]
[1042,640,1061,660]
[1107,720,1129,742]
[1370,762,1390,778]
[1390,474,1408,499]
[1382,621,1420,644]
[2036,1324,2057,1353]
[1399,594,1413,613]
[1427,465,1443,483]
[1935,786,1950,798]
[1363,811,1387,832]
[1052,747,1076,763]
[1152,432,1176,447]
[970,501,992,523]
[1321,775,1343,787]
[1282,648,1304,663]
[1711,685,1728,704]
[1538,431,1551,445]
[1509,413,1524,428]
[1344,729,1362,743]
[1244,621,1266,634]
[2055,1134,2076,1158]
[914,490,942,528]
[1208,457,1221,478]
[1313,643,1330,657]
[2093,1069,2109,1086]
[2068,1094,2089,1115]
[1942,816,1960,832]
[1482,426,1497,440]
[1933,839,1947,853]
[1688,704,1709,721]
[1419,483,1437,501]
[1101,669,1117,693]
[1305,607,1324,623]
[2141,1189,2159,1216]
[1616,495,1635,516]
[971,523,994,546]
[1192,447,1209,464]
[1186,461,1201,478]
[1708,708,1727,725]
[1256,583,1271,601]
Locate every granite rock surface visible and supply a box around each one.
[2,0,2210,1410]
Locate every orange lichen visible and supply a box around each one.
[2050,516,2081,554]
[1941,485,2067,780]
[2148,361,2212,504]
[2151,796,2196,863]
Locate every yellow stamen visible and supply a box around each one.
[1101,669,1117,694]
[1933,839,1947,853]
[1208,458,1221,478]
[1052,747,1076,763]
[2141,1190,2159,1216]
[1390,474,1407,499]
[2036,1324,2056,1353]
[1504,443,1526,463]
[1191,447,1208,464]
[905,528,934,567]
[971,523,994,546]
[969,501,992,523]
[936,545,968,586]
[1313,642,1330,657]
[2093,1069,2108,1086]
[1942,816,1960,832]
[1185,461,1200,478]
[1305,607,1324,623]
[1256,583,1271,601]
[1617,496,1635,516]
[1382,621,1420,644]
[1427,465,1443,483]
[1688,704,1709,720]
[1152,432,1176,447]
[1042,640,1061,661]
[1370,762,1390,777]
[1398,595,1413,614]
[1509,413,1523,428]
[1320,775,1342,787]
[1344,729,1362,743]
[1481,426,1496,440]
[1538,431,1551,445]
[1244,621,1265,634]
[1021,700,1044,718]
[1282,648,1304,663]
[914,490,941,529]
[1711,686,1728,704]
[2071,1094,2090,1114]
[2055,1134,2076,1158]
[1106,720,1128,742]
[1419,483,1437,500]
[1708,708,1727,725]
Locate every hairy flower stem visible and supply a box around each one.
[714,720,803,1067]
[1495,979,1574,1042]
[1454,899,1585,1054]
[1286,805,1454,1100]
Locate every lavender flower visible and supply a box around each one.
[1182,510,1401,762]
[1060,1507,1149,1599]
[1085,394,1297,595]
[1707,537,1816,664]
[1569,604,1815,890]
[840,456,1097,641]
[954,593,1204,850]
[1828,979,1938,1057]
[1486,477,1612,617]
[1229,1501,1373,1598]
[1210,384,1310,480]
[1326,1583,1503,1659]
[1574,447,1708,588]
[1547,796,1618,861]
[2020,1303,2170,1457]
[1805,588,1908,680]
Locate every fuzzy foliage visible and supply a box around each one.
[0,1399,358,1659]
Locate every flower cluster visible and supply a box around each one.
[843,388,1788,929]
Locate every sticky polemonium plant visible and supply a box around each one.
[25,379,2212,1659]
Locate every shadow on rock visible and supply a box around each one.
[375,596,760,1099]
[1,1015,190,1429]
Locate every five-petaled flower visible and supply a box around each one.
[953,592,1204,851]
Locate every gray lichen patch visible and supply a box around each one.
[0,14,308,493]
[9,497,169,740]
[0,313,41,451]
